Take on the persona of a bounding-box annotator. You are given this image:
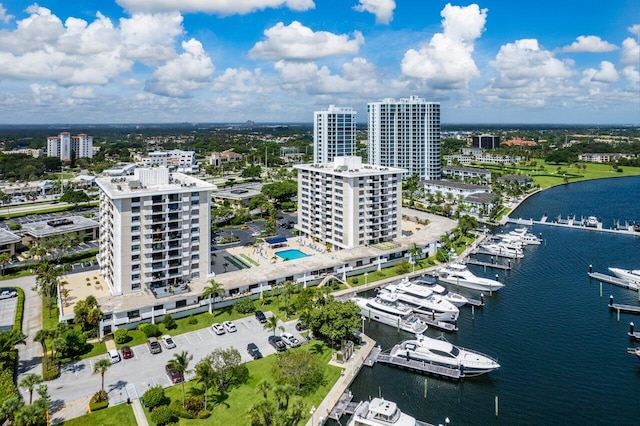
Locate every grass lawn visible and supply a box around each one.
[143,341,341,425]
[62,402,136,426]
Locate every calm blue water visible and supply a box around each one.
[275,249,311,260]
[344,177,640,425]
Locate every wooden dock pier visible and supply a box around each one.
[472,248,521,259]
[609,296,640,315]
[588,272,639,290]
[506,216,640,237]
[418,315,458,332]
[465,258,511,270]
[328,391,357,421]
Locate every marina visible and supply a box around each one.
[506,214,640,237]
[588,271,639,291]
[608,295,640,315]
[463,257,511,270]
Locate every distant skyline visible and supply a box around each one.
[0,1,638,125]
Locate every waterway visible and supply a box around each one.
[342,177,640,425]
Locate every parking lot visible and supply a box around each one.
[47,312,307,406]
[212,211,297,250]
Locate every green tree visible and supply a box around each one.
[0,397,23,424]
[241,164,262,181]
[59,189,89,206]
[73,296,103,332]
[33,330,52,371]
[93,359,111,392]
[193,358,215,409]
[263,314,284,337]
[282,281,296,320]
[271,350,324,394]
[56,329,87,359]
[0,253,10,276]
[13,403,46,426]
[257,379,271,399]
[202,280,223,316]
[261,180,298,204]
[306,300,360,348]
[209,347,246,392]
[167,351,193,407]
[19,375,43,405]
[0,329,27,365]
[457,214,478,237]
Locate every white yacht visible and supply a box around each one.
[353,294,428,334]
[382,278,459,322]
[608,267,640,284]
[436,263,504,292]
[412,275,469,307]
[389,334,500,377]
[507,228,542,245]
[585,216,599,227]
[479,242,524,259]
[348,398,418,426]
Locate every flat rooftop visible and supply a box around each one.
[213,183,262,201]
[21,216,99,239]
[96,168,216,199]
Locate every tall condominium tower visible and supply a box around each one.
[367,96,441,180]
[96,168,216,296]
[294,156,404,250]
[47,132,93,161]
[313,105,357,164]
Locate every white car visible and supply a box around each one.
[223,321,237,333]
[108,349,121,363]
[161,335,176,349]
[280,332,301,348]
[0,289,17,299]
[212,323,226,335]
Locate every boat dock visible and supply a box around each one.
[588,272,639,290]
[365,351,462,380]
[327,391,358,422]
[608,296,640,316]
[418,315,458,332]
[506,216,640,237]
[464,258,511,270]
[472,248,521,259]
[627,322,640,341]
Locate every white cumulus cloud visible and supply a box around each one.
[581,61,619,84]
[400,3,487,89]
[621,36,639,67]
[145,38,215,97]
[0,3,13,23]
[116,0,315,15]
[120,13,184,65]
[561,35,618,52]
[622,66,639,89]
[353,0,396,25]
[250,21,364,60]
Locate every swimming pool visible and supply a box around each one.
[275,249,311,261]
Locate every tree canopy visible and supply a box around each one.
[261,180,297,204]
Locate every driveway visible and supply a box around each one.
[47,312,306,423]
[0,296,17,332]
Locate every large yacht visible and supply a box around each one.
[608,267,640,284]
[436,263,504,292]
[353,294,428,334]
[382,278,459,322]
[479,242,524,258]
[389,334,500,377]
[412,275,469,307]
[348,398,419,426]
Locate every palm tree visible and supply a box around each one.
[0,253,10,276]
[168,351,193,407]
[201,280,223,316]
[93,359,111,392]
[282,281,296,320]
[0,329,27,364]
[19,374,43,404]
[193,358,215,409]
[13,403,43,426]
[0,397,23,424]
[263,314,284,337]
[257,379,271,399]
[34,329,51,370]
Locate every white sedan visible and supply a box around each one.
[212,323,226,335]
[161,335,176,349]
[223,321,237,333]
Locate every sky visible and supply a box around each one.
[0,0,638,125]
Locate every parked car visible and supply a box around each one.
[212,323,226,335]
[165,365,184,384]
[280,332,301,348]
[0,289,18,299]
[295,321,307,331]
[268,335,287,352]
[223,321,237,332]
[108,349,121,363]
[121,346,134,359]
[147,337,162,354]
[255,310,267,324]
[247,342,263,359]
[161,335,176,349]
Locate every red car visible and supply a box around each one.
[121,346,134,359]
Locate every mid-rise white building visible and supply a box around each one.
[295,156,404,250]
[47,132,93,161]
[313,105,357,164]
[141,150,199,173]
[368,96,441,180]
[96,168,216,296]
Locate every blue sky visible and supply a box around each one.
[0,0,638,124]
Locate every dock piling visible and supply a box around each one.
[630,322,634,336]
[609,295,613,307]
[599,282,602,297]
[589,264,593,274]
[495,396,499,417]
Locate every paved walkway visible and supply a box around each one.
[10,275,43,377]
[131,399,149,426]
[305,333,377,426]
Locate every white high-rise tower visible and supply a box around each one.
[313,105,357,164]
[368,96,441,180]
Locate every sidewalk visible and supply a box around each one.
[131,399,149,426]
[305,333,377,426]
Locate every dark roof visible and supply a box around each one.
[265,236,287,245]
[420,180,487,191]
[497,174,532,182]
[442,166,490,174]
[464,192,495,204]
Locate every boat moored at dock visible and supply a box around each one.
[436,263,504,292]
[388,334,500,378]
[353,294,428,334]
[382,278,459,323]
[411,275,470,307]
[608,267,640,284]
[347,397,425,426]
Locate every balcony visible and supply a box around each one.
[149,278,191,299]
